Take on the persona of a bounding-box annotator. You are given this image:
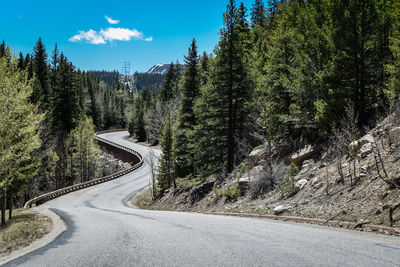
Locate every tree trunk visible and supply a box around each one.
[1,189,6,225]
[8,195,13,220]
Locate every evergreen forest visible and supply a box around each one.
[1,0,400,223]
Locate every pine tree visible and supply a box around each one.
[32,38,50,110]
[52,53,82,135]
[0,41,6,58]
[193,0,252,175]
[328,0,380,126]
[17,52,25,70]
[51,53,82,188]
[134,106,146,141]
[65,116,101,183]
[386,19,400,104]
[250,0,266,27]
[157,113,175,192]
[173,39,200,178]
[159,63,175,103]
[199,52,210,87]
[237,2,252,53]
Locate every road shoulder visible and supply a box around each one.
[0,207,67,265]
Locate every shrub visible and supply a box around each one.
[249,161,286,199]
[286,162,300,177]
[222,185,240,201]
[279,163,300,198]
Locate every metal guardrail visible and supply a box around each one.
[24,130,142,208]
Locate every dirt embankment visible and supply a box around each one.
[135,114,400,235]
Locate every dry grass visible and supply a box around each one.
[131,189,153,209]
[0,209,52,257]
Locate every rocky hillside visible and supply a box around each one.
[144,113,400,229]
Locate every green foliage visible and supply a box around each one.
[159,63,177,103]
[0,56,44,189]
[286,162,300,178]
[250,0,266,27]
[222,185,240,201]
[31,38,50,110]
[133,72,165,91]
[386,24,400,104]
[157,114,175,192]
[0,55,44,223]
[176,175,204,189]
[173,39,200,178]
[279,162,300,198]
[65,116,101,184]
[212,187,223,198]
[223,175,241,201]
[192,0,252,176]
[279,176,297,198]
[133,107,146,142]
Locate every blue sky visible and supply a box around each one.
[1,0,255,73]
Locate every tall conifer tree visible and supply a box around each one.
[193,0,251,175]
[173,39,200,177]
[32,38,50,110]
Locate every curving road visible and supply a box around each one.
[4,131,400,267]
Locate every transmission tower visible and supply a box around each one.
[122,61,131,76]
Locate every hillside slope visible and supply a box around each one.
[143,114,400,230]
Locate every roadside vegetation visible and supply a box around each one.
[0,38,131,225]
[127,0,400,230]
[0,209,51,257]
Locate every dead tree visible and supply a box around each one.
[146,149,158,200]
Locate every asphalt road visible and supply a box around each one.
[5,131,400,267]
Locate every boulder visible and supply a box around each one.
[359,134,375,146]
[248,145,268,166]
[189,181,214,204]
[273,205,287,215]
[240,165,264,182]
[359,143,373,158]
[311,177,323,189]
[311,177,320,187]
[299,165,310,175]
[389,127,400,145]
[295,179,308,190]
[291,145,321,166]
[302,159,314,168]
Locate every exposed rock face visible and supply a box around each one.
[248,146,269,167]
[359,134,375,146]
[311,177,320,187]
[359,143,373,158]
[389,127,400,145]
[291,145,321,166]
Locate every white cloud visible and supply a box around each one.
[105,15,119,25]
[68,30,106,45]
[69,27,153,45]
[100,27,143,41]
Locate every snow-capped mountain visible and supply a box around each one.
[147,63,183,75]
[147,63,171,75]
